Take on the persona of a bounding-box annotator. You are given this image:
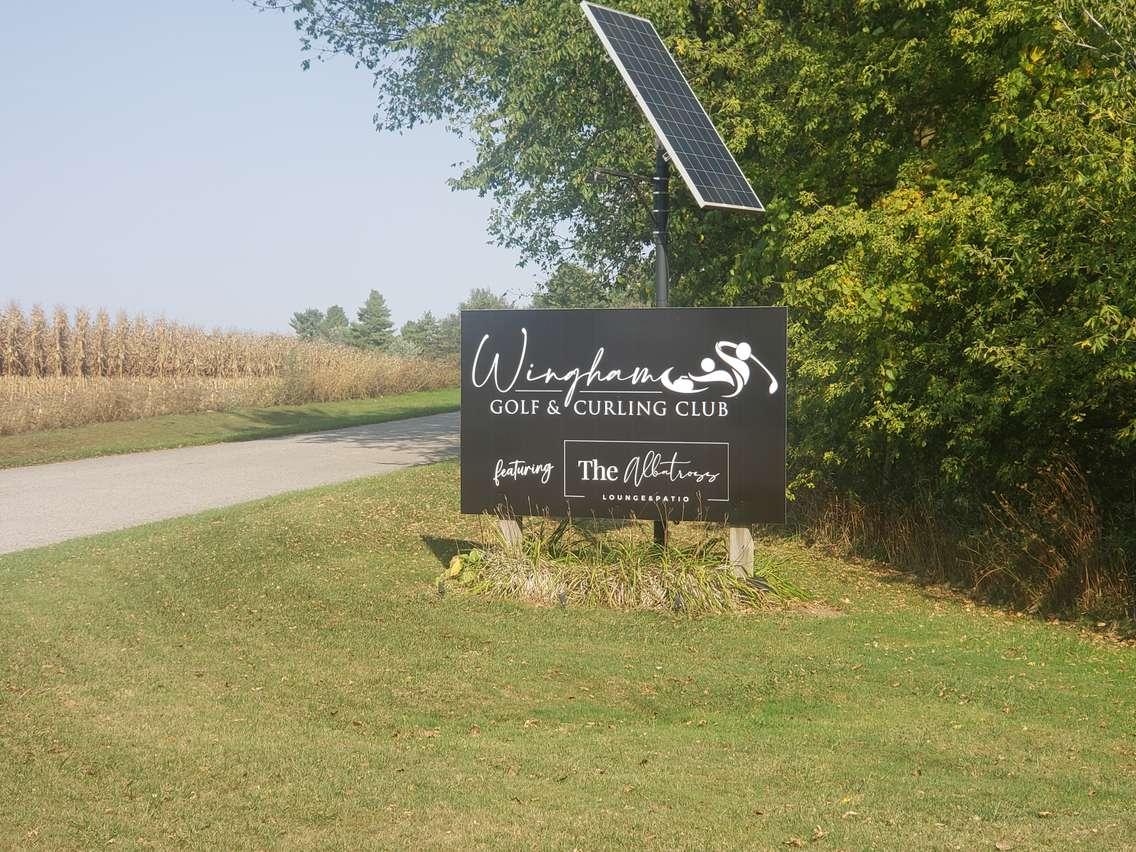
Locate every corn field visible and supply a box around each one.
[0,304,456,435]
[4,303,317,379]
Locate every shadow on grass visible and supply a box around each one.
[761,529,1136,639]
[421,536,482,568]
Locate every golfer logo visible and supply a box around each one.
[470,330,779,403]
[662,341,779,397]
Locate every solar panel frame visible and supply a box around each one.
[581,1,764,213]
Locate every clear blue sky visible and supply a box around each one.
[0,1,536,332]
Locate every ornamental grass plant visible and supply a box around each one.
[438,516,808,616]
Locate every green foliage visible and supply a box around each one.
[400,310,457,357]
[398,288,511,357]
[289,308,324,340]
[291,287,513,358]
[435,312,461,348]
[289,305,354,346]
[350,289,395,350]
[770,2,1136,529]
[267,0,1136,555]
[321,305,348,329]
[533,262,625,308]
[319,304,351,345]
[459,287,514,311]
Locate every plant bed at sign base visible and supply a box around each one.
[438,517,808,615]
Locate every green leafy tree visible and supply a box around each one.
[289,308,324,340]
[459,288,513,311]
[264,0,1136,552]
[351,290,395,350]
[533,262,618,308]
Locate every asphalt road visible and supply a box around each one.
[0,411,460,556]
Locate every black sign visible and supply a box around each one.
[460,308,786,524]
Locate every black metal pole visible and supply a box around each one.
[652,143,670,309]
[652,143,670,547]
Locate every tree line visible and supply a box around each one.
[290,287,509,358]
[289,264,632,358]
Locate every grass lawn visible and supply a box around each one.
[0,388,459,469]
[1,462,1133,848]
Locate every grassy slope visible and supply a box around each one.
[0,388,459,469]
[1,461,1133,848]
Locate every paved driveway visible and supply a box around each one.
[0,411,460,555]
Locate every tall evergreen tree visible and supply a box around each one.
[434,312,461,356]
[320,305,351,345]
[351,290,395,350]
[400,311,440,355]
[289,308,324,341]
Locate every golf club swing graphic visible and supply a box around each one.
[661,341,779,398]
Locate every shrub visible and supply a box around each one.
[790,459,1132,620]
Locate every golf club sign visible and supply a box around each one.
[460,308,786,523]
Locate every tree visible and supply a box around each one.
[320,305,351,345]
[289,308,324,340]
[397,289,510,357]
[459,288,513,311]
[400,309,461,359]
[351,289,395,350]
[400,310,441,355]
[264,0,1136,553]
[533,262,620,309]
[435,312,461,355]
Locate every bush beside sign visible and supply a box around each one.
[460,308,786,524]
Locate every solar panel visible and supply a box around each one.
[581,1,764,213]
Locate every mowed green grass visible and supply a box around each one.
[0,388,459,469]
[1,462,1133,848]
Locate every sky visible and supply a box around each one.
[0,1,537,332]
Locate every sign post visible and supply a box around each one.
[651,141,670,547]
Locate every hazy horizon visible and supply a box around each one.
[0,1,538,334]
